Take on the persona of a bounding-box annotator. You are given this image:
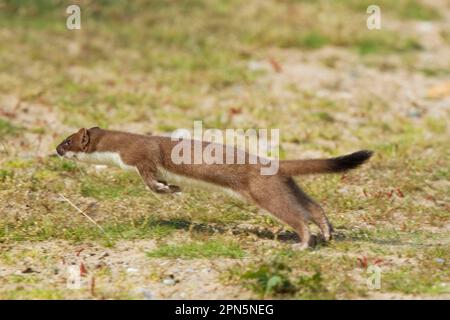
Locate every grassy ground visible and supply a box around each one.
[0,0,449,299]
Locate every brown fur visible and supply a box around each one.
[56,127,373,249]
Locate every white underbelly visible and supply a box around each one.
[157,167,242,199]
[70,151,242,199]
[72,151,137,172]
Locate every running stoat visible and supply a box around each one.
[56,127,373,249]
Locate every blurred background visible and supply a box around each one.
[0,0,449,300]
[1,0,449,152]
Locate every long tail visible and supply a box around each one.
[280,150,373,176]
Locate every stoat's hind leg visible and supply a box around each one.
[304,200,333,241]
[248,176,314,249]
[284,178,333,242]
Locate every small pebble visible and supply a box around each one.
[434,258,445,264]
[163,278,176,285]
[126,267,139,274]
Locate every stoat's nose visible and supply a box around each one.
[56,146,64,156]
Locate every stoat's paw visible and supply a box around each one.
[154,182,181,194]
[168,185,182,193]
[291,235,317,250]
[291,243,310,251]
[319,232,332,242]
[155,182,171,193]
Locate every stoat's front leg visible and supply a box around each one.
[137,164,181,194]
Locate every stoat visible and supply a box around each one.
[56,127,373,249]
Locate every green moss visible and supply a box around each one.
[0,288,66,299]
[335,0,441,20]
[230,257,334,299]
[395,0,441,20]
[6,274,40,285]
[46,157,79,172]
[3,159,34,169]
[147,239,245,259]
[383,268,449,295]
[299,32,329,49]
[239,259,296,298]
[0,169,14,182]
[356,36,422,55]
[0,118,21,137]
[0,215,178,244]
[80,174,147,200]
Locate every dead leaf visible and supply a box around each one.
[228,107,242,116]
[75,248,85,257]
[80,262,88,277]
[357,256,368,269]
[396,188,404,198]
[268,57,282,73]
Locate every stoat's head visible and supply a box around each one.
[56,128,94,158]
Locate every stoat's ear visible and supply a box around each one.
[77,128,89,150]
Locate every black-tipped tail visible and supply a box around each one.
[329,150,374,172]
[280,150,374,176]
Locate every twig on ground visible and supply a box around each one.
[58,193,111,239]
